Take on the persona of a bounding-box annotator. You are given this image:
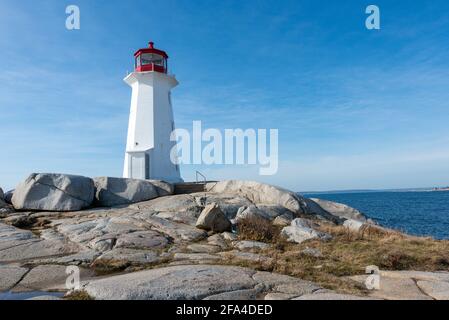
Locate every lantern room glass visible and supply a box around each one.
[139,53,165,68]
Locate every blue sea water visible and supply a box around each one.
[304,191,449,240]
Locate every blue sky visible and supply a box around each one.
[1,0,449,191]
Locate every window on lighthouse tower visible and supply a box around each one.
[141,53,165,68]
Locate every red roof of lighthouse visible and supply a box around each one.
[134,41,168,59]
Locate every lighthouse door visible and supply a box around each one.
[130,152,147,180]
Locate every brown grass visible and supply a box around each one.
[236,216,283,243]
[224,219,449,295]
[64,290,94,300]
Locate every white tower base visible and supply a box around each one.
[123,71,183,183]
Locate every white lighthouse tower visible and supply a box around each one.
[123,41,182,182]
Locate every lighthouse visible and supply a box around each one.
[123,42,183,183]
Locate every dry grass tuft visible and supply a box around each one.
[64,290,94,300]
[236,216,283,243]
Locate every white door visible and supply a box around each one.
[130,153,146,179]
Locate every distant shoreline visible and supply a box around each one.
[301,187,449,195]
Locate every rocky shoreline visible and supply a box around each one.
[1,174,449,300]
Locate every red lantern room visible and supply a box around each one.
[134,41,168,73]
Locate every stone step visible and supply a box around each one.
[174,182,208,194]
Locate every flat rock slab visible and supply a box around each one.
[94,248,163,266]
[26,295,63,300]
[84,264,326,300]
[0,239,76,263]
[131,194,199,213]
[233,240,270,251]
[0,223,35,250]
[114,230,169,250]
[203,288,260,300]
[137,215,207,242]
[34,250,100,266]
[186,244,222,254]
[13,264,95,292]
[0,265,29,291]
[349,275,433,300]
[264,292,298,300]
[219,250,273,265]
[293,292,374,300]
[417,280,449,300]
[252,271,321,296]
[380,270,449,282]
[0,223,77,263]
[84,265,257,300]
[173,253,221,262]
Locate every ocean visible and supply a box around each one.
[304,191,449,240]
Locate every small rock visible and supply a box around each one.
[301,247,323,258]
[281,218,332,244]
[272,213,294,226]
[233,240,270,251]
[343,218,366,232]
[196,203,232,233]
[222,231,237,241]
[207,234,229,249]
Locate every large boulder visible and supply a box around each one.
[93,177,173,207]
[302,198,344,224]
[308,198,368,222]
[12,173,95,211]
[205,181,307,214]
[235,205,271,222]
[4,190,14,204]
[281,218,331,244]
[196,203,232,233]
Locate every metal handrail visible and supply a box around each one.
[195,171,206,184]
